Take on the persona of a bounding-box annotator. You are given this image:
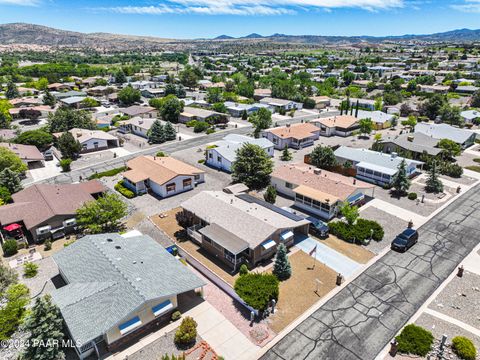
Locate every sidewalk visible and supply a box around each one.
[109,301,259,360]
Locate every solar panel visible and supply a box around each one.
[235,193,305,221]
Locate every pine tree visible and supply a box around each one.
[148,120,166,144]
[391,159,411,196]
[57,132,81,159]
[425,161,443,194]
[263,185,277,204]
[241,110,248,120]
[0,168,22,194]
[163,121,177,141]
[43,91,56,107]
[273,244,291,281]
[5,81,19,99]
[22,295,64,360]
[280,144,292,161]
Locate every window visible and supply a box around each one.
[365,169,374,175]
[208,153,213,159]
[194,175,200,180]
[286,182,293,189]
[217,156,222,162]
[183,179,192,188]
[166,183,176,192]
[119,316,142,335]
[272,137,278,144]
[93,142,99,149]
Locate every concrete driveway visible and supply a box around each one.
[295,236,361,278]
[261,184,480,360]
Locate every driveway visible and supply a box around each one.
[295,236,361,278]
[260,184,480,360]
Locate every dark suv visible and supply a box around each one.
[391,228,418,252]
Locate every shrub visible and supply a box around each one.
[193,121,209,133]
[407,192,417,200]
[197,159,205,164]
[114,181,136,199]
[329,219,384,243]
[171,310,182,321]
[2,239,18,257]
[439,162,463,178]
[452,336,476,360]
[205,128,215,134]
[88,166,127,180]
[186,120,197,128]
[174,316,197,345]
[64,239,76,247]
[44,240,52,251]
[156,151,167,157]
[239,264,249,276]
[23,262,39,278]
[234,273,279,311]
[395,324,434,356]
[59,158,72,172]
[466,165,480,173]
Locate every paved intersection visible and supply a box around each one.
[261,184,480,360]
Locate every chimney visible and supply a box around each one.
[391,152,398,159]
[407,135,414,142]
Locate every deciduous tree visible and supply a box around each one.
[231,143,273,190]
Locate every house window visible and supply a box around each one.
[217,156,222,162]
[208,153,213,159]
[119,316,142,335]
[286,182,293,189]
[93,142,99,149]
[194,175,200,180]
[183,179,192,188]
[166,183,176,192]
[272,137,278,144]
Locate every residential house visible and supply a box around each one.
[118,117,156,138]
[141,88,165,98]
[120,105,157,119]
[52,90,87,100]
[379,132,443,159]
[456,85,479,95]
[181,191,310,270]
[253,88,272,101]
[334,146,423,185]
[259,97,303,112]
[0,142,44,169]
[461,110,480,124]
[60,96,87,109]
[0,181,105,243]
[356,110,395,130]
[349,98,376,111]
[51,233,204,359]
[271,163,375,220]
[122,156,205,197]
[262,123,320,150]
[309,96,331,109]
[206,134,274,172]
[223,101,272,117]
[415,123,476,149]
[53,128,119,153]
[179,106,228,124]
[311,115,359,137]
[9,97,43,107]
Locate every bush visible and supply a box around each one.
[87,166,127,180]
[329,219,384,243]
[156,151,167,157]
[197,159,205,164]
[234,273,279,311]
[452,336,477,360]
[396,324,434,356]
[193,121,209,133]
[44,240,52,251]
[186,120,197,128]
[114,181,136,199]
[440,162,463,178]
[205,128,215,134]
[64,239,76,247]
[171,310,182,321]
[174,316,197,345]
[407,192,417,200]
[466,165,480,173]
[239,264,249,276]
[59,158,72,172]
[23,262,39,278]
[2,239,18,257]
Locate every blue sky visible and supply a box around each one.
[0,0,479,39]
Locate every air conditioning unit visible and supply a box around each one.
[36,225,52,235]
[63,218,76,227]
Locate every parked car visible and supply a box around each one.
[43,149,54,161]
[391,228,418,252]
[307,217,329,238]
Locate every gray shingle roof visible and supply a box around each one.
[415,123,475,144]
[51,233,205,344]
[211,134,273,162]
[380,132,443,156]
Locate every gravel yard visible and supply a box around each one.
[16,256,58,299]
[359,206,409,254]
[428,271,480,330]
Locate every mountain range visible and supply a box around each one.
[1,23,480,50]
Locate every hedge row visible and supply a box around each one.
[234,273,279,311]
[114,181,136,199]
[88,166,127,180]
[329,218,384,243]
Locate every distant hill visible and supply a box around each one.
[1,23,480,50]
[215,35,235,40]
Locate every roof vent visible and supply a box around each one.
[136,277,141,281]
[107,238,113,242]
[115,245,121,250]
[133,260,137,264]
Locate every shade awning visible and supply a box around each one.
[199,223,249,255]
[280,230,294,240]
[119,316,142,335]
[152,300,174,317]
[3,223,21,231]
[261,239,276,250]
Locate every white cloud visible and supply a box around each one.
[107,0,404,16]
[451,0,480,13]
[0,0,39,5]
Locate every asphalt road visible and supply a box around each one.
[261,184,480,360]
